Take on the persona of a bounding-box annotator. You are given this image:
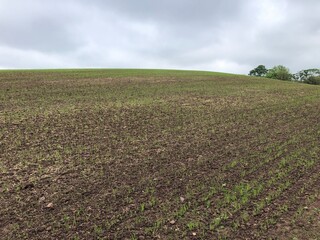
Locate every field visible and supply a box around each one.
[0,69,319,239]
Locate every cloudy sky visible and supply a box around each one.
[0,0,319,74]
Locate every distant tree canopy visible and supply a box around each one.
[249,65,320,85]
[292,69,320,82]
[304,76,320,85]
[266,65,292,81]
[249,65,268,77]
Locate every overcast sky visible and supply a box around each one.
[0,0,319,74]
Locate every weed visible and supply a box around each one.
[186,221,200,231]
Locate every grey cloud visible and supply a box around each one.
[0,1,86,52]
[82,0,245,25]
[0,0,319,73]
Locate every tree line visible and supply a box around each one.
[249,65,320,85]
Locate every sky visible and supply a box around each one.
[0,0,319,74]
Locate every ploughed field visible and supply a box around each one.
[0,69,319,239]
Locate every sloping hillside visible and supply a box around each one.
[1,69,319,239]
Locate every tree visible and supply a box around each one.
[249,65,268,77]
[266,65,292,81]
[304,76,320,85]
[292,69,320,82]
